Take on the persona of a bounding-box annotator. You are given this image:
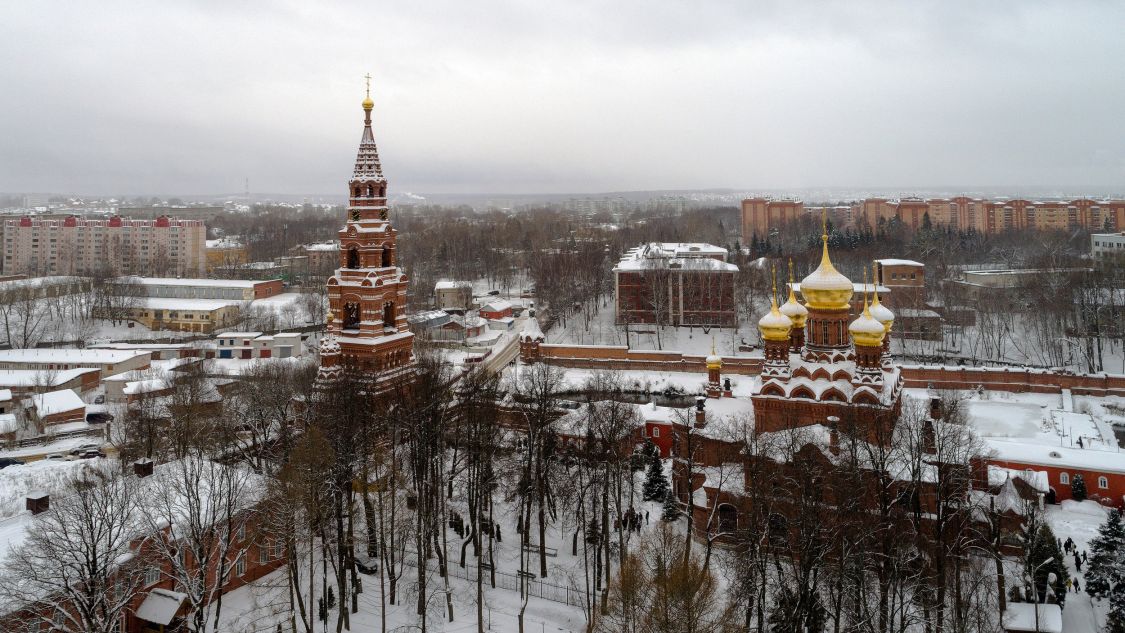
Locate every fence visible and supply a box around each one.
[13,426,104,449]
[394,550,590,609]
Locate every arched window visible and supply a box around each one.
[383,301,395,331]
[366,184,374,197]
[718,504,737,533]
[343,302,360,330]
[1059,472,1070,485]
[347,247,359,269]
[1098,476,1109,489]
[381,246,392,267]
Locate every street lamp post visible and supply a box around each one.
[1024,557,1057,633]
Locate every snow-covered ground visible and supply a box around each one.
[209,468,669,632]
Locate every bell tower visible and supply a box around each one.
[321,80,415,383]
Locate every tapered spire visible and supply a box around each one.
[352,75,385,184]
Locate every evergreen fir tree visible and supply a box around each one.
[661,488,681,522]
[1027,524,1069,607]
[1109,584,1125,633]
[643,455,669,501]
[1072,474,1088,502]
[1086,509,1125,599]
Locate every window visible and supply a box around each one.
[237,522,246,541]
[146,565,161,586]
[259,545,269,565]
[652,427,660,438]
[1060,472,1070,485]
[235,556,246,577]
[273,540,284,560]
[1099,476,1109,489]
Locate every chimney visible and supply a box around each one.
[826,416,840,456]
[694,397,706,429]
[26,492,49,515]
[929,397,943,421]
[134,458,154,478]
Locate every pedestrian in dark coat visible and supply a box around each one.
[1074,578,1081,592]
[1074,553,1082,572]
[1083,550,1088,563]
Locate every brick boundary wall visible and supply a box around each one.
[525,341,1125,396]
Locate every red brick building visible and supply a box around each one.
[613,242,737,328]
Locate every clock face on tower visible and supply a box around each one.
[351,209,360,222]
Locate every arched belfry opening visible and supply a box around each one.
[381,246,392,268]
[383,301,395,331]
[347,247,359,269]
[343,302,360,330]
[366,184,374,197]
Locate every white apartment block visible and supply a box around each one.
[1091,232,1125,262]
[2,215,206,277]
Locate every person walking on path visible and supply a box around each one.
[1082,550,1088,563]
[1074,578,1081,593]
[1066,578,1073,592]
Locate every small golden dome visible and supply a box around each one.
[326,311,335,323]
[779,285,809,327]
[849,300,886,348]
[800,232,853,311]
[758,299,793,342]
[362,96,374,110]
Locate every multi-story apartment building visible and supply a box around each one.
[742,196,1125,240]
[2,216,206,277]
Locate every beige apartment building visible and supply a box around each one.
[743,196,1125,240]
[1,215,206,277]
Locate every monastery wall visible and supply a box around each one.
[527,342,1125,396]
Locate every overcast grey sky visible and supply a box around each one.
[1,1,1122,196]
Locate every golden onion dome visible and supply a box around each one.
[758,299,793,342]
[849,300,886,348]
[779,285,809,327]
[705,339,722,369]
[362,96,374,110]
[869,291,894,331]
[800,231,853,311]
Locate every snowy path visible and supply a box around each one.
[1045,500,1110,633]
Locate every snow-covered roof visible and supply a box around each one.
[31,389,85,416]
[0,349,149,366]
[205,238,242,249]
[985,439,1125,474]
[614,242,736,273]
[435,280,471,290]
[0,276,84,292]
[0,368,99,387]
[0,389,10,402]
[1001,604,1061,633]
[520,317,544,341]
[0,414,17,434]
[138,297,243,311]
[136,588,188,626]
[216,331,263,338]
[303,242,339,252]
[481,299,513,312]
[119,277,266,289]
[875,258,924,267]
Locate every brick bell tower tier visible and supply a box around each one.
[799,219,854,363]
[322,84,415,381]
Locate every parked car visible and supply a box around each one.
[93,395,106,404]
[86,412,113,424]
[79,449,106,459]
[43,453,67,461]
[70,443,101,456]
[0,457,25,469]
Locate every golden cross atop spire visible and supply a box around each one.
[362,73,374,111]
[862,269,871,314]
[821,208,828,243]
[871,261,881,305]
[770,264,779,308]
